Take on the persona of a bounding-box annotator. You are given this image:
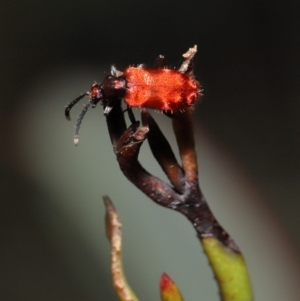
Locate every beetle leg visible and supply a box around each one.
[123,105,136,124]
[103,99,116,116]
[104,100,135,124]
[111,65,117,76]
[163,110,174,119]
[153,55,167,69]
[111,65,124,77]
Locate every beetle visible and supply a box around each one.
[65,45,200,145]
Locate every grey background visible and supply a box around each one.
[1,0,300,300]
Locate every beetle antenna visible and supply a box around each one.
[74,103,90,146]
[123,105,136,123]
[65,92,89,120]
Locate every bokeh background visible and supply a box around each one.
[1,1,300,300]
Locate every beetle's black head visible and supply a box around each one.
[64,67,126,145]
[101,75,126,97]
[97,74,126,115]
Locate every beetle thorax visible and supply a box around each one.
[101,75,126,100]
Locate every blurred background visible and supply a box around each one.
[1,0,300,300]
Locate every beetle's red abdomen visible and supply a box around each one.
[124,67,199,112]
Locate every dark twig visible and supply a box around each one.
[141,111,185,194]
[172,109,198,184]
[106,106,238,251]
[114,121,182,209]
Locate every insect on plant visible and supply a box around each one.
[65,45,200,145]
[63,45,254,300]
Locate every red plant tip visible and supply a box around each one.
[160,273,185,301]
[160,272,173,291]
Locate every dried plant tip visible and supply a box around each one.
[103,196,139,301]
[182,45,197,59]
[179,45,197,74]
[133,126,149,141]
[116,122,149,156]
[103,196,118,241]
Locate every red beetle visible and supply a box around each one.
[65,45,200,145]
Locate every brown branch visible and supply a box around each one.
[114,121,182,209]
[106,103,238,251]
[141,110,185,194]
[172,108,198,185]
